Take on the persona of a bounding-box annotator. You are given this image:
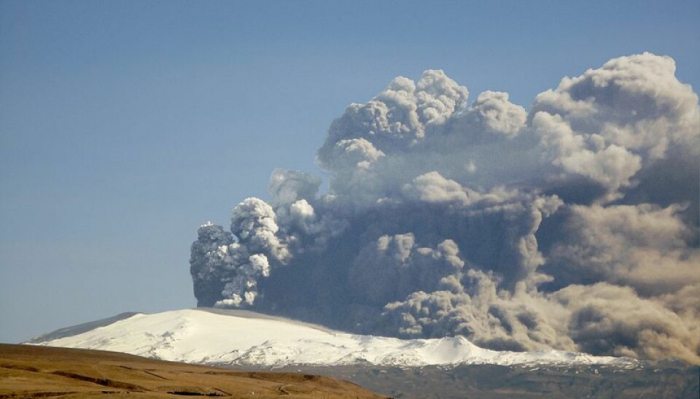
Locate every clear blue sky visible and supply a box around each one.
[1,0,698,343]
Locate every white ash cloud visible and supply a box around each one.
[190,53,700,364]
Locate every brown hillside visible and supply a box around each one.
[0,344,390,399]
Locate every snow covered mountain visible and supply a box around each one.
[31,308,638,369]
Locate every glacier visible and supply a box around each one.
[31,308,639,368]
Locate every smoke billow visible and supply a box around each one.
[190,53,700,364]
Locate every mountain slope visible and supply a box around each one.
[31,308,638,368]
[27,312,139,344]
[0,343,388,398]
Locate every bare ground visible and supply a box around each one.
[0,344,390,399]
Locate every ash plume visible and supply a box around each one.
[190,53,700,364]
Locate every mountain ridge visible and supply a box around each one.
[29,308,641,369]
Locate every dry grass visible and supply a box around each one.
[0,344,390,399]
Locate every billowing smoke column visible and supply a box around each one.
[190,53,700,364]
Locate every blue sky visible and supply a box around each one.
[1,0,698,343]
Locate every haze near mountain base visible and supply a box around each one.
[190,53,700,364]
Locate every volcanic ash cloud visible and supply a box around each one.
[190,53,700,364]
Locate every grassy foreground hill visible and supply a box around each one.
[0,344,389,399]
